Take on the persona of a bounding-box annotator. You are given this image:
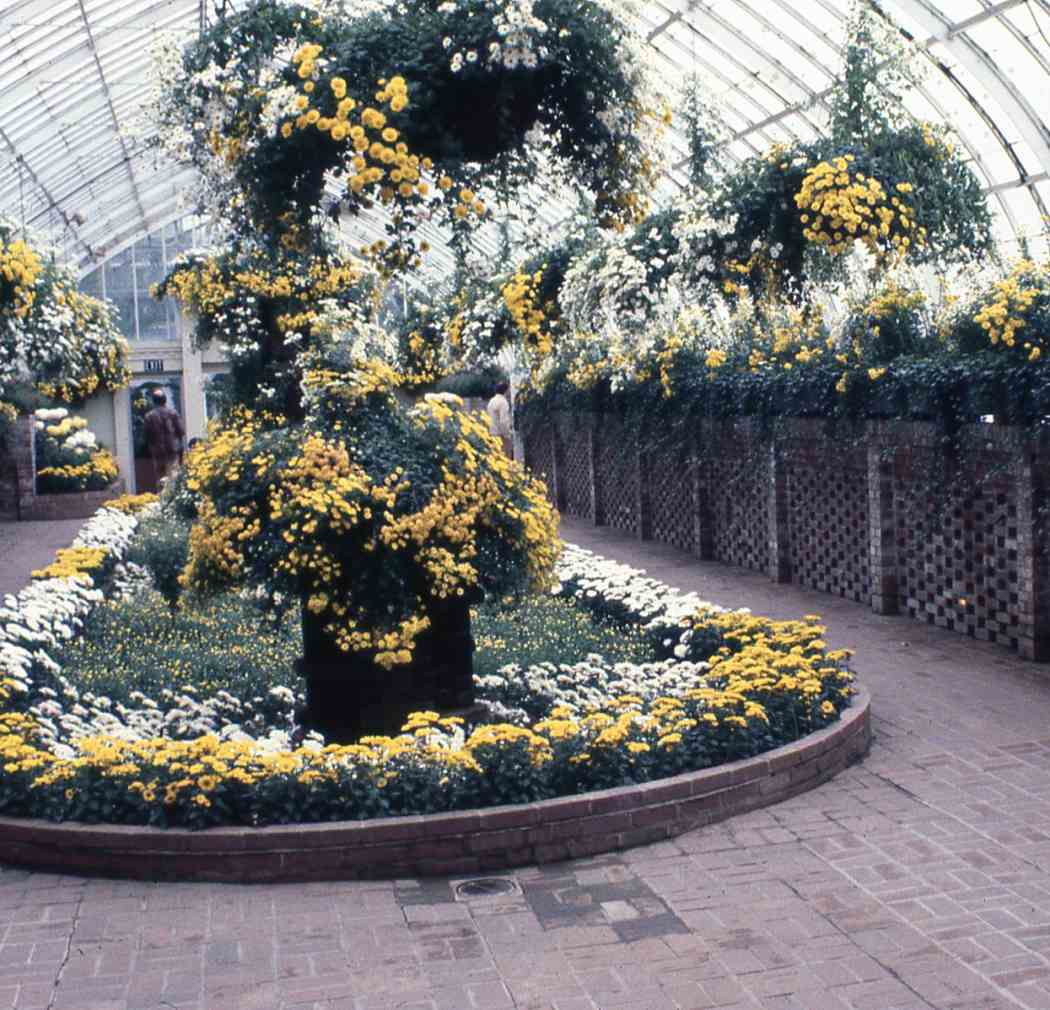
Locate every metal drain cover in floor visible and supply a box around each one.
[452,876,520,901]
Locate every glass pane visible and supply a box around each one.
[103,245,136,340]
[134,236,174,342]
[79,265,103,300]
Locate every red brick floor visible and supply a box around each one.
[2,516,1050,1009]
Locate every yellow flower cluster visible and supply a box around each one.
[502,269,552,368]
[922,123,955,159]
[867,282,926,320]
[31,546,108,582]
[451,186,486,222]
[302,358,403,405]
[45,415,87,439]
[182,393,559,671]
[705,348,728,369]
[401,327,448,387]
[973,260,1047,360]
[158,254,363,336]
[559,335,638,391]
[36,449,119,490]
[155,257,227,317]
[746,302,828,374]
[651,329,686,397]
[0,234,42,318]
[102,493,159,515]
[795,156,926,259]
[283,52,429,209]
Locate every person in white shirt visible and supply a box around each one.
[486,380,513,458]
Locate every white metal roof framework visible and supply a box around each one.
[1,0,1048,280]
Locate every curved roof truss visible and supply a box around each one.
[0,0,1047,279]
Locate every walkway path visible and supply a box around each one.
[0,518,85,598]
[1,516,1049,1010]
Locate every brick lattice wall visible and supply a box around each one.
[523,426,557,507]
[783,424,871,603]
[892,431,1023,650]
[648,444,700,555]
[561,425,592,519]
[706,422,771,575]
[595,416,639,535]
[524,414,1050,662]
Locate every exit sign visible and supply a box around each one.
[143,359,164,373]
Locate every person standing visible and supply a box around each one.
[143,388,185,483]
[486,379,513,458]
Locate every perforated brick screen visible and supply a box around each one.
[785,445,871,603]
[894,448,1021,649]
[562,426,592,519]
[523,427,556,505]
[649,448,698,554]
[596,418,638,534]
[708,435,770,574]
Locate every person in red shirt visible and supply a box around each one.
[143,388,185,483]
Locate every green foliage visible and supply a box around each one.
[126,512,192,613]
[158,455,201,520]
[433,364,505,398]
[53,586,649,717]
[521,342,1050,447]
[50,588,300,709]
[473,592,651,678]
[830,1,924,143]
[680,75,723,189]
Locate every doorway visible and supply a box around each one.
[129,378,182,493]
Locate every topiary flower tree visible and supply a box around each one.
[145,0,670,740]
[181,349,559,741]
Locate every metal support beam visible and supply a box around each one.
[0,127,94,261]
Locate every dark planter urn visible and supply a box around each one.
[298,590,479,743]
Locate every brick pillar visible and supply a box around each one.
[1017,455,1049,660]
[867,440,899,615]
[768,443,791,583]
[588,418,604,526]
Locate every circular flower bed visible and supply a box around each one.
[0,500,857,831]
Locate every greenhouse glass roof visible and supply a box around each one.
[1,0,1048,278]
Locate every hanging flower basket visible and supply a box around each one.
[151,0,666,237]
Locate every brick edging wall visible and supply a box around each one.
[0,690,870,882]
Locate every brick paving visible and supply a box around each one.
[2,515,1050,1009]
